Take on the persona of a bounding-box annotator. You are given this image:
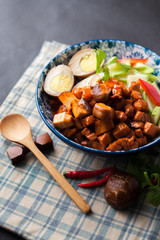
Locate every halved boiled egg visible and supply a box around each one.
[68,48,104,78]
[44,64,74,97]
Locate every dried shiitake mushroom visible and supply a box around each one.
[104,171,140,209]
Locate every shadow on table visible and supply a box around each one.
[0,227,25,240]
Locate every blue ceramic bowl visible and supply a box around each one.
[36,39,160,156]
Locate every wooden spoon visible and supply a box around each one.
[0,113,91,214]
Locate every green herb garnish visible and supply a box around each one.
[94,48,106,70]
[146,188,160,206]
[94,49,109,81]
[126,148,160,207]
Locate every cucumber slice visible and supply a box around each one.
[151,106,160,125]
[127,74,149,89]
[142,91,147,101]
[130,68,160,82]
[129,68,142,75]
[115,74,128,83]
[133,63,154,74]
[152,106,160,116]
[116,77,127,83]
[142,93,160,125]
[120,63,131,70]
[141,94,160,125]
[108,62,128,77]
[123,62,131,67]
[142,91,155,112]
[152,81,160,93]
[149,74,160,82]
[106,56,118,65]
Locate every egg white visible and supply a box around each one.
[44,65,74,97]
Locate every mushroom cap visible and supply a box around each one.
[104,171,140,209]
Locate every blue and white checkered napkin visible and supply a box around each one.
[0,41,160,240]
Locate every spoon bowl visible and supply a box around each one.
[0,113,91,214]
[1,113,31,143]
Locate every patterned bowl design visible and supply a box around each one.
[36,39,160,156]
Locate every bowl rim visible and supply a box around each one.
[36,39,160,156]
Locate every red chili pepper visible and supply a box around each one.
[138,79,160,106]
[118,58,148,66]
[63,167,114,179]
[77,168,116,188]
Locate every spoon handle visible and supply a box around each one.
[27,141,91,214]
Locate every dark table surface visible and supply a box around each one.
[0,0,160,239]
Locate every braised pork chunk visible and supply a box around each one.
[52,79,159,151]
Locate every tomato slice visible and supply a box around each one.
[138,79,160,106]
[118,58,148,66]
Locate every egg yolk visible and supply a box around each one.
[80,53,96,72]
[50,74,72,92]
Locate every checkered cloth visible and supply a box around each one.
[0,41,160,240]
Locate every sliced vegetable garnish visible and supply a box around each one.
[152,106,160,116]
[120,63,131,71]
[142,91,155,112]
[127,74,149,89]
[152,81,160,92]
[118,58,148,66]
[130,69,160,83]
[149,74,160,82]
[82,52,160,112]
[139,79,160,106]
[128,74,149,82]
[133,63,154,74]
[108,62,129,77]
[151,111,160,125]
[150,106,160,125]
[114,74,127,83]
[106,56,118,65]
